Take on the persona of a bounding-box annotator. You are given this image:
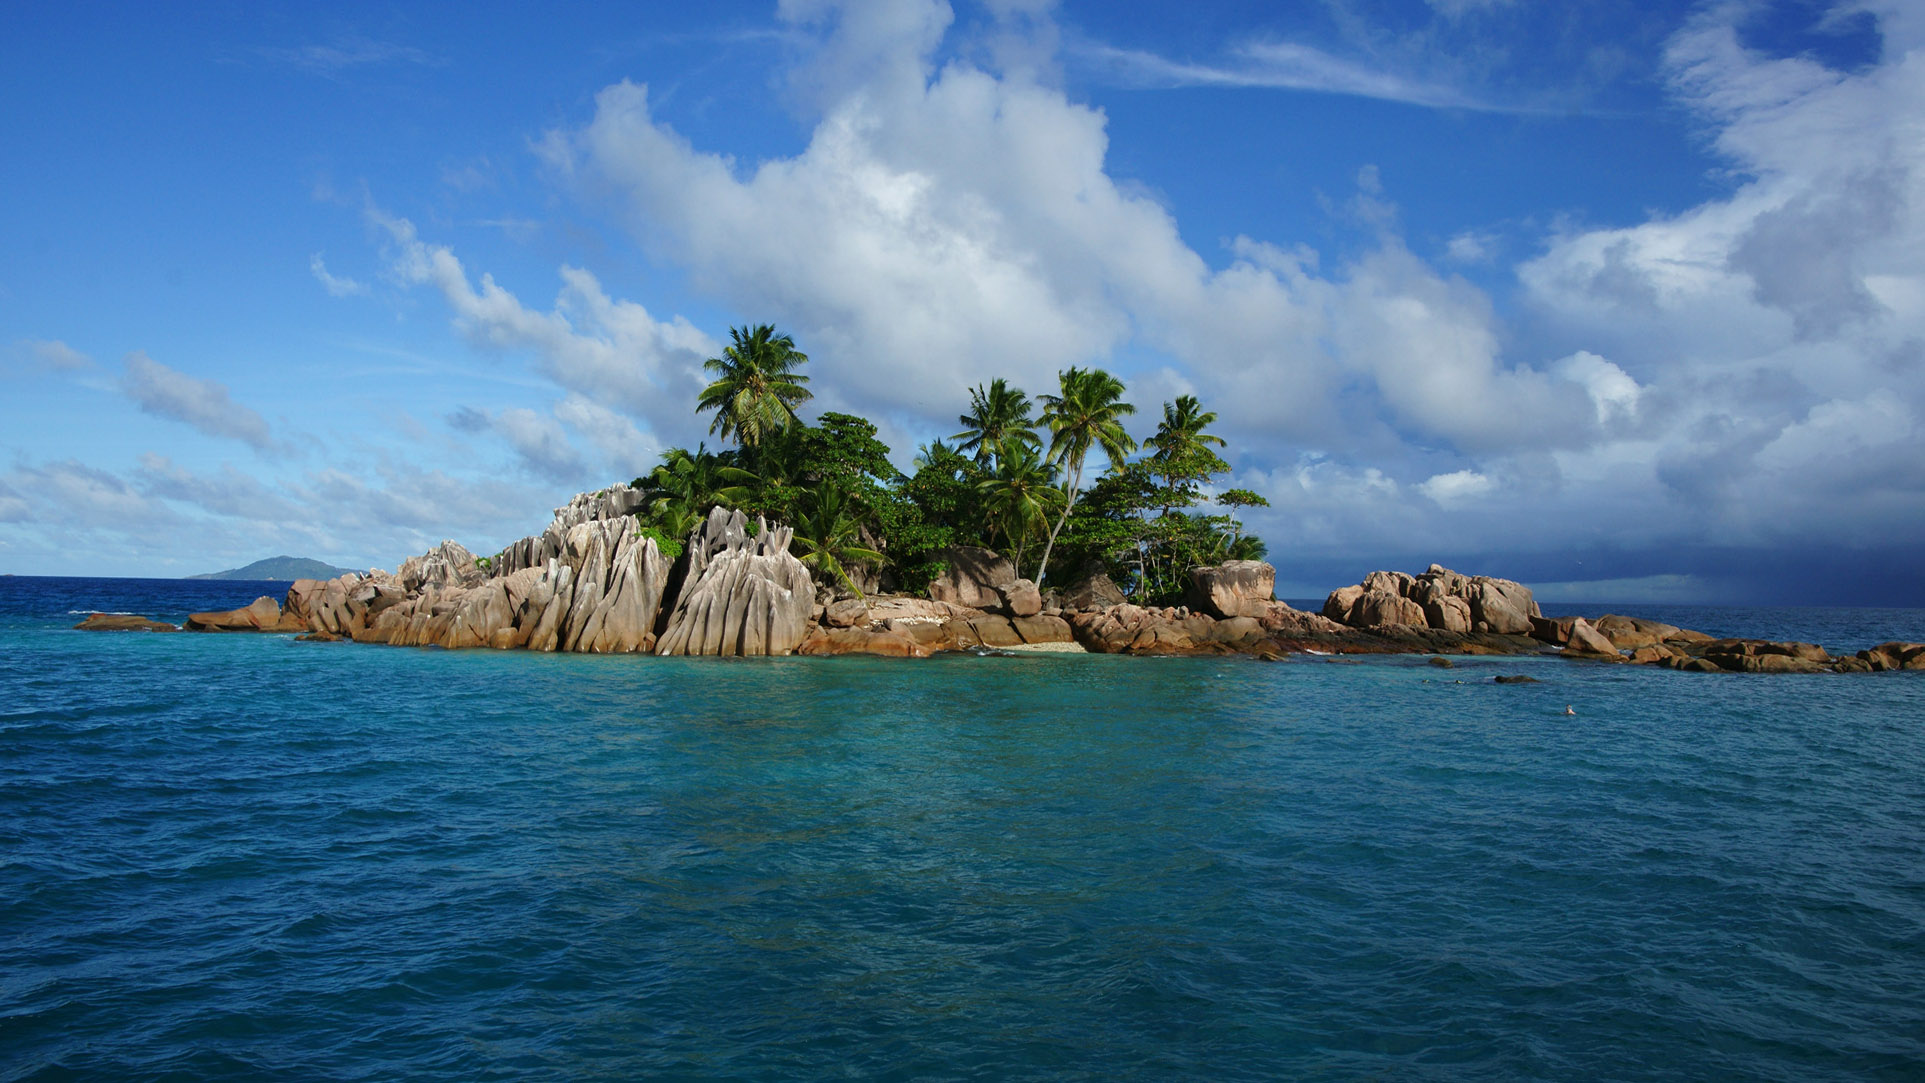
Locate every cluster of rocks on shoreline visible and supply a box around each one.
[74,484,1923,674]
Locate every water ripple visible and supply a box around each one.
[2,595,1924,1080]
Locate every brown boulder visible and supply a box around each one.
[1362,569,1415,597]
[797,626,930,658]
[1595,614,1679,650]
[1352,590,1426,629]
[186,596,283,632]
[1423,595,1472,634]
[823,598,870,628]
[927,546,1016,609]
[997,578,1043,617]
[1564,618,1620,657]
[1467,577,1537,635]
[1530,615,1579,646]
[74,613,178,632]
[966,614,1026,648]
[1185,560,1276,619]
[1011,614,1074,644]
[1857,642,1925,671]
[1323,584,1366,622]
[1060,572,1126,611]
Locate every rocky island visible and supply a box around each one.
[77,481,1924,674]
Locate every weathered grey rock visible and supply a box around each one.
[1185,560,1276,619]
[656,508,813,656]
[559,519,670,653]
[396,540,481,594]
[927,546,1016,609]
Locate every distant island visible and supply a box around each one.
[188,556,361,581]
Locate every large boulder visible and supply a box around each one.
[1466,576,1538,635]
[656,508,814,656]
[1060,572,1126,611]
[186,596,284,632]
[1859,642,1925,671]
[797,625,930,658]
[1351,590,1426,629]
[927,546,1016,609]
[997,578,1043,617]
[1185,560,1276,619]
[823,598,870,628]
[1594,614,1679,651]
[1323,584,1367,622]
[1423,595,1473,634]
[1564,618,1619,657]
[1011,614,1075,645]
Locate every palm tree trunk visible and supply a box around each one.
[1033,459,1082,587]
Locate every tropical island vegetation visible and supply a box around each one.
[630,323,1269,603]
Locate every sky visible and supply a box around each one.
[4,0,1923,604]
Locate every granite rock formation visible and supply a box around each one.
[1185,560,1276,619]
[655,507,813,656]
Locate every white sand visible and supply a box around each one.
[985,641,1088,653]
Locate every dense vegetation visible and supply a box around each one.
[629,324,1267,602]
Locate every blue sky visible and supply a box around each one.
[5,0,1922,604]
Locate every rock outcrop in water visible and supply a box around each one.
[1324,564,1541,636]
[264,484,783,655]
[655,507,813,656]
[86,509,1919,673]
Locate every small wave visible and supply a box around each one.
[67,609,139,616]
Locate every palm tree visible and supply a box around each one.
[638,445,758,527]
[790,481,884,597]
[696,324,812,448]
[1146,394,1228,515]
[952,378,1041,468]
[1033,366,1136,586]
[914,438,958,472]
[1147,395,1225,462]
[977,442,1064,572]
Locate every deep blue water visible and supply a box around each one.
[4,577,1924,1081]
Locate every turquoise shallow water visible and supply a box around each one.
[4,579,1924,1080]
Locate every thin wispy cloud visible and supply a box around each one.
[309,254,368,298]
[1082,39,1534,114]
[20,338,93,371]
[251,37,443,75]
[120,351,284,455]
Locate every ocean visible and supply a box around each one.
[3,576,1922,1081]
